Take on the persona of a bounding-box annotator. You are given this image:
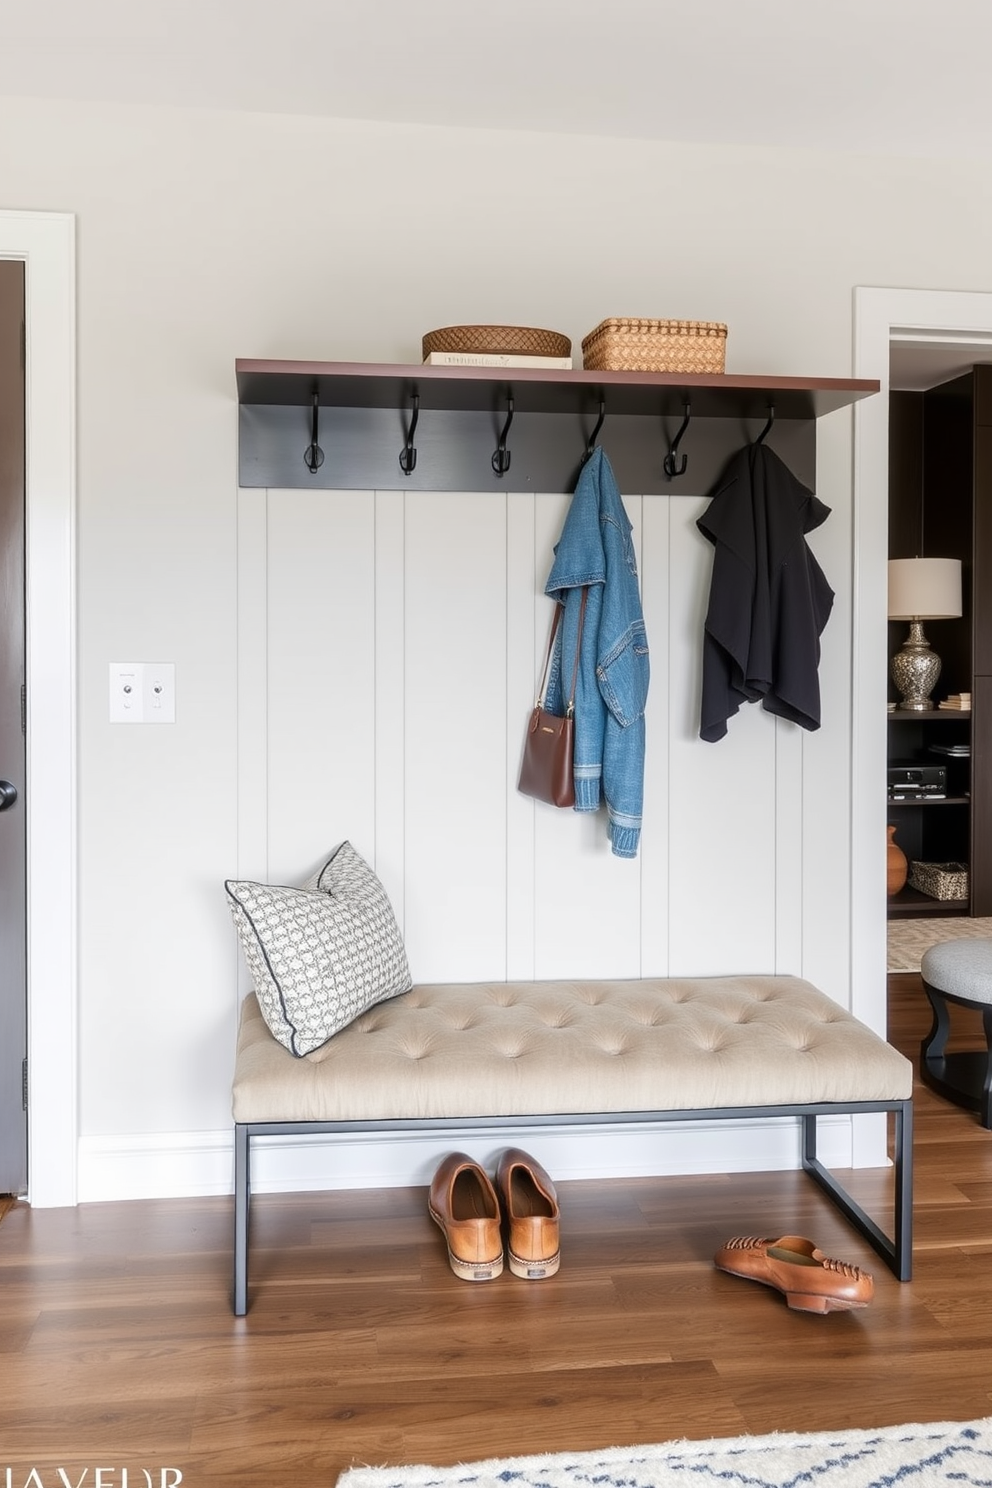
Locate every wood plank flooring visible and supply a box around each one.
[2,974,992,1483]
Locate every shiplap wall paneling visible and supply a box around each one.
[251,478,821,993]
[665,494,777,975]
[773,717,805,975]
[401,490,510,984]
[531,489,644,983]
[374,489,408,930]
[266,489,378,885]
[799,732,853,1004]
[504,490,540,981]
[236,488,270,889]
[639,491,672,975]
[795,430,854,1005]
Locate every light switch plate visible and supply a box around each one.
[109,662,176,723]
[144,663,176,723]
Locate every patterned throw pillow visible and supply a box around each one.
[225,841,412,1057]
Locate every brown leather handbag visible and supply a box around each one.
[517,588,587,808]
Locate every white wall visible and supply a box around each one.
[4,95,992,1199]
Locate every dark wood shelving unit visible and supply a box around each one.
[236,360,879,496]
[887,707,972,919]
[888,366,992,919]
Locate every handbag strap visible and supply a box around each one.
[537,587,588,717]
[566,587,588,717]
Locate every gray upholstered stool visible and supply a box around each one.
[920,939,992,1128]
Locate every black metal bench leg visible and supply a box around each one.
[801,1104,912,1281]
[234,1124,250,1316]
[893,1099,914,1278]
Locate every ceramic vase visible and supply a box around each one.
[887,824,908,896]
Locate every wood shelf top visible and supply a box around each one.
[887,795,970,806]
[888,708,971,720]
[887,888,970,918]
[236,359,880,420]
[888,906,969,919]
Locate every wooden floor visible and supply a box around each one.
[2,974,992,1483]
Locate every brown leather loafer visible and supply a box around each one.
[428,1153,503,1282]
[496,1147,560,1279]
[714,1234,874,1313]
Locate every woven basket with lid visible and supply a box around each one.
[582,318,727,374]
[422,324,572,359]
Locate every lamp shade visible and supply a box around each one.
[887,557,962,620]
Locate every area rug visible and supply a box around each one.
[336,1418,992,1488]
[888,916,992,972]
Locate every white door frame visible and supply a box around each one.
[852,286,992,1101]
[0,210,77,1207]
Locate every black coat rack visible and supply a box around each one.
[237,361,878,498]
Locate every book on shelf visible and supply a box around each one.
[938,694,971,710]
[423,351,573,369]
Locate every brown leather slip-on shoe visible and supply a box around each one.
[714,1234,874,1313]
[496,1147,561,1280]
[428,1153,503,1282]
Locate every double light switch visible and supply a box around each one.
[109,663,176,723]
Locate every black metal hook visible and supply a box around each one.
[304,387,324,473]
[663,401,691,479]
[492,396,514,476]
[754,404,775,445]
[398,391,420,475]
[581,398,606,464]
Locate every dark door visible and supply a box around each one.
[0,260,26,1194]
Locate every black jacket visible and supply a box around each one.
[697,443,834,743]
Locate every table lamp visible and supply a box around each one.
[887,557,963,711]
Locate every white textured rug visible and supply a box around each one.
[888,917,992,972]
[337,1418,992,1488]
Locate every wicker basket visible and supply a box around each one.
[422,324,572,359]
[908,861,970,901]
[581,318,728,374]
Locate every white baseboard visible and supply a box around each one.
[75,1114,886,1203]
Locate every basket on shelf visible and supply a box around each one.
[581,318,728,374]
[908,861,969,901]
[422,324,572,359]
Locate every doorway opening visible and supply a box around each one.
[851,286,992,1164]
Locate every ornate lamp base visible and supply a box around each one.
[891,620,941,711]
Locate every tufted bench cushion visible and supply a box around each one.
[232,973,914,1313]
[233,974,912,1124]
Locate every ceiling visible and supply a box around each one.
[890,345,992,393]
[2,0,992,160]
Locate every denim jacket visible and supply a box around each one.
[545,448,649,858]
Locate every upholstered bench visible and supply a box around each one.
[231,973,914,1314]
